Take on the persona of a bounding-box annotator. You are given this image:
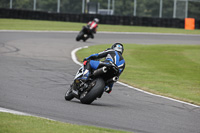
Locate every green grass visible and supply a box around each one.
[0,18,200,34]
[0,112,130,133]
[0,18,133,133]
[0,18,199,132]
[77,44,200,105]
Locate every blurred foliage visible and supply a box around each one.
[0,0,199,19]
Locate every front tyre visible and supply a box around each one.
[76,31,84,41]
[80,78,105,104]
[65,87,74,101]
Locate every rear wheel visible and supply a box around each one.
[64,86,74,101]
[80,78,105,104]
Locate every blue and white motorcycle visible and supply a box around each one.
[64,60,119,104]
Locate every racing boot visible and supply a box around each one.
[104,86,112,93]
[104,83,113,94]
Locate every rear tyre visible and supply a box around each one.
[80,78,105,104]
[65,86,74,101]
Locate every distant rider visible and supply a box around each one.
[86,18,99,39]
[82,43,125,93]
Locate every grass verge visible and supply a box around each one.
[0,18,199,132]
[0,18,200,34]
[0,112,130,133]
[0,18,134,133]
[77,44,200,105]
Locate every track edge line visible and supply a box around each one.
[71,46,200,108]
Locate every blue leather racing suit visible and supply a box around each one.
[83,48,125,93]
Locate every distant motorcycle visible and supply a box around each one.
[76,26,94,42]
[64,60,119,104]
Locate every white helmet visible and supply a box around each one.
[111,43,124,54]
[94,18,99,23]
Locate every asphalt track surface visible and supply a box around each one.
[0,31,200,133]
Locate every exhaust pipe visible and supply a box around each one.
[107,76,118,83]
[112,76,118,82]
[93,66,107,77]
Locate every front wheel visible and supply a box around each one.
[76,31,84,41]
[65,87,74,101]
[80,78,105,104]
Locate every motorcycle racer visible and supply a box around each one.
[86,18,99,39]
[82,43,125,93]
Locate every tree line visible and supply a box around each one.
[0,0,199,19]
